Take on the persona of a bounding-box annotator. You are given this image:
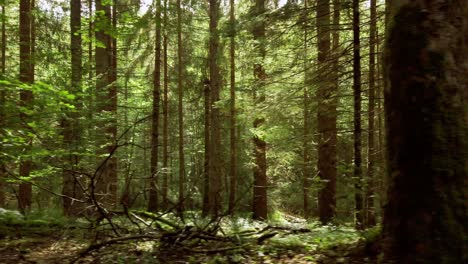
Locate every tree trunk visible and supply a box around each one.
[176,0,185,212]
[352,0,363,230]
[227,0,236,215]
[316,0,336,224]
[95,0,117,207]
[0,3,6,207]
[63,0,83,216]
[161,0,169,210]
[365,0,376,227]
[148,0,162,212]
[251,0,267,221]
[18,0,34,213]
[383,1,467,263]
[207,0,222,217]
[202,78,210,216]
[302,0,311,219]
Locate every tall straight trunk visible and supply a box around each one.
[161,0,169,210]
[227,0,236,215]
[207,0,222,217]
[148,0,162,212]
[302,0,311,218]
[95,0,117,206]
[365,0,376,227]
[316,0,336,224]
[0,3,6,207]
[176,0,185,211]
[88,0,93,114]
[376,29,385,211]
[18,0,34,213]
[63,0,83,216]
[352,0,363,230]
[251,0,267,220]
[383,2,467,263]
[202,78,210,216]
[109,0,118,205]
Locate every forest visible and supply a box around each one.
[0,0,466,263]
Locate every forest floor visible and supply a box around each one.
[0,211,380,264]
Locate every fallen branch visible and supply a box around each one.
[182,245,244,254]
[71,234,160,264]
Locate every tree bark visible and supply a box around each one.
[352,0,363,230]
[302,0,311,219]
[148,0,162,212]
[207,0,222,217]
[95,0,117,207]
[202,78,210,216]
[0,3,7,207]
[383,1,467,263]
[365,0,376,227]
[316,0,336,224]
[176,0,185,212]
[227,0,237,215]
[251,0,267,221]
[18,0,34,213]
[63,0,84,216]
[161,0,169,210]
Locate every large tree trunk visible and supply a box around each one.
[63,0,83,216]
[148,0,162,212]
[176,0,185,212]
[383,1,467,263]
[316,0,336,224]
[18,0,34,213]
[251,0,267,221]
[95,0,117,207]
[352,0,363,230]
[365,0,377,227]
[227,0,236,215]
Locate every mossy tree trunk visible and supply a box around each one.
[383,1,467,263]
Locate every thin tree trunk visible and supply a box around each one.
[202,78,210,216]
[63,0,83,216]
[109,0,118,206]
[383,2,467,262]
[148,0,162,212]
[316,0,336,224]
[176,0,185,212]
[208,0,222,217]
[161,0,169,210]
[302,0,311,219]
[251,0,267,221]
[376,29,385,212]
[227,0,236,215]
[0,3,7,207]
[18,0,34,213]
[352,0,363,230]
[365,0,376,227]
